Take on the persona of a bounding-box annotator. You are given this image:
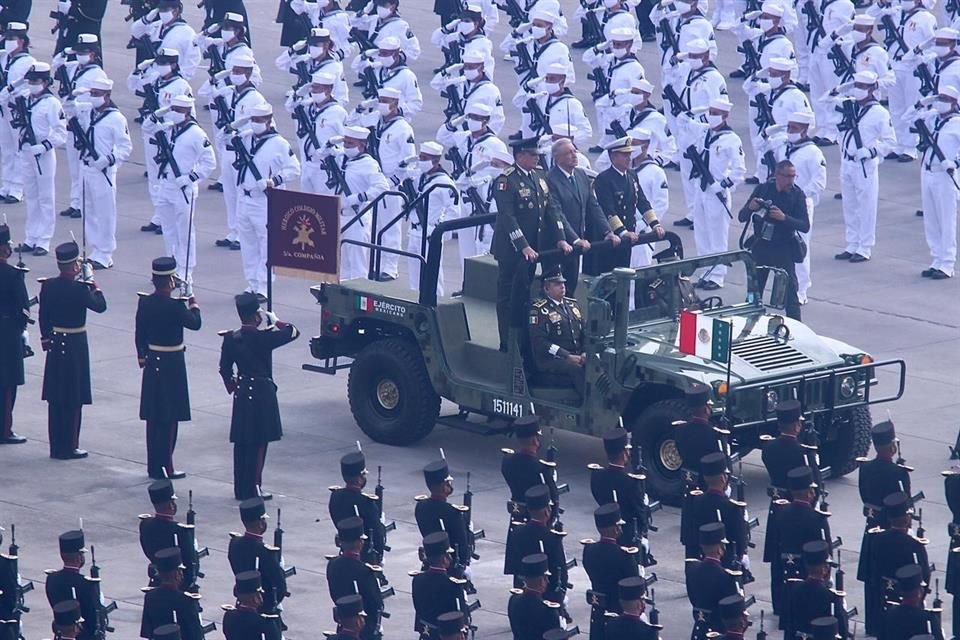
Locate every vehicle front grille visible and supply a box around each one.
[731,335,814,372]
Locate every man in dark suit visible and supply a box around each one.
[546,138,618,295]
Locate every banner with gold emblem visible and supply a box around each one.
[267,189,340,282]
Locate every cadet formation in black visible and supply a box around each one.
[0,1,954,639]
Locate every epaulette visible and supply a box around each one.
[729,498,747,508]
[562,296,576,302]
[408,570,422,577]
[684,558,699,564]
[13,264,28,273]
[759,434,775,442]
[800,443,819,451]
[543,599,561,609]
[943,469,960,476]
[773,499,790,506]
[587,463,604,471]
[322,633,337,638]
[671,419,686,427]
[509,587,523,595]
[229,531,243,538]
[137,291,150,297]
[866,526,884,535]
[415,494,429,501]
[365,563,383,572]
[43,569,56,575]
[503,166,515,176]
[324,554,337,560]
[917,536,930,545]
[328,485,343,492]
[706,632,723,639]
[140,586,153,593]
[363,492,380,501]
[449,576,467,585]
[899,463,915,472]
[549,529,567,537]
[539,459,557,468]
[264,543,280,552]
[785,578,804,584]
[138,513,152,520]
[261,614,280,620]
[510,520,526,527]
[221,604,236,612]
[620,546,639,555]
[533,298,547,309]
[603,612,618,619]
[186,592,202,599]
[501,447,515,455]
[689,489,704,497]
[217,329,232,336]
[830,588,847,598]
[815,508,831,517]
[713,426,731,436]
[451,504,469,512]
[724,567,743,577]
[627,472,646,481]
[580,538,596,545]
[36,276,48,283]
[855,456,870,463]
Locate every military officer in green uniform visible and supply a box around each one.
[528,271,586,395]
[492,137,569,353]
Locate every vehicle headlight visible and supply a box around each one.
[839,375,857,399]
[765,389,779,413]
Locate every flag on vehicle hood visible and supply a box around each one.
[678,310,732,362]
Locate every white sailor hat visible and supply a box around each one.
[939,85,960,100]
[631,127,652,142]
[853,70,878,85]
[249,103,273,117]
[90,78,114,91]
[610,27,636,42]
[530,7,559,22]
[5,22,27,32]
[632,77,654,93]
[768,57,795,72]
[378,36,401,50]
[310,27,331,39]
[170,94,194,109]
[378,86,401,100]
[853,14,876,27]
[788,110,815,125]
[760,2,784,16]
[462,50,485,64]
[76,33,99,45]
[231,53,255,68]
[420,141,444,156]
[709,96,733,112]
[156,48,180,60]
[546,62,568,76]
[29,61,51,74]
[489,148,515,165]
[223,12,244,23]
[935,27,959,40]
[683,38,710,54]
[312,70,337,84]
[466,102,492,117]
[344,125,370,140]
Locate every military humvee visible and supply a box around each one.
[304,215,905,504]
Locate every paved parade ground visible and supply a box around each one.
[2,1,960,638]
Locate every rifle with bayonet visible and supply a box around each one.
[733,461,758,585]
[502,0,529,27]
[88,545,118,640]
[658,16,680,66]
[67,116,113,186]
[136,81,161,121]
[588,65,610,102]
[683,143,733,217]
[120,0,155,22]
[150,127,191,204]
[912,114,960,190]
[523,96,552,136]
[11,96,42,175]
[544,428,570,530]
[291,102,322,162]
[737,38,762,79]
[581,1,604,46]
[915,61,936,97]
[126,34,159,64]
[832,549,857,638]
[0,524,33,638]
[462,472,485,567]
[180,490,209,593]
[878,13,909,61]
[368,466,397,573]
[662,84,686,117]
[273,509,297,580]
[441,78,465,120]
[227,131,262,184]
[802,0,827,49]
[322,153,353,199]
[828,43,856,81]
[836,99,868,178]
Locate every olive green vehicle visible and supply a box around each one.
[305,215,905,504]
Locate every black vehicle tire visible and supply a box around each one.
[822,406,872,477]
[348,338,440,446]
[632,398,690,507]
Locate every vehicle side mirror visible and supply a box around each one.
[587,298,613,337]
[759,267,789,309]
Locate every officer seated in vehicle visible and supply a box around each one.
[527,270,586,396]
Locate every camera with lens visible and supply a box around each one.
[752,199,776,241]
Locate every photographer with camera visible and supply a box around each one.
[738,160,809,321]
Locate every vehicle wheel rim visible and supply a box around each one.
[375,379,400,411]
[659,438,683,472]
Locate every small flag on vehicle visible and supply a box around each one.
[678,310,732,362]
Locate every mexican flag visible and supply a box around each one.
[356,296,375,312]
[678,310,732,362]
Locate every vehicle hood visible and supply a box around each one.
[623,311,857,385]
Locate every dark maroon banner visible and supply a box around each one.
[267,188,341,282]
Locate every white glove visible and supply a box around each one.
[214,84,233,98]
[264,310,279,325]
[175,174,194,188]
[257,177,275,191]
[52,52,67,70]
[345,193,362,207]
[146,7,159,21]
[706,181,723,195]
[942,159,957,171]
[291,38,308,52]
[741,554,751,571]
[29,143,46,157]
[463,565,474,582]
[58,0,71,12]
[291,0,306,13]
[91,156,111,171]
[855,147,872,161]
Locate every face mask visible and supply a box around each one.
[230,72,248,86]
[376,6,392,19]
[311,91,329,102]
[706,113,724,127]
[458,21,475,35]
[90,95,105,109]
[310,45,326,58]
[622,92,644,106]
[159,10,175,24]
[543,81,561,94]
[688,56,705,70]
[935,44,953,57]
[467,118,484,132]
[377,102,392,116]
[378,54,395,66]
[4,38,18,51]
[936,100,954,114]
[850,30,867,44]
[28,83,44,96]
[674,1,692,12]
[166,110,186,124]
[417,160,435,173]
[156,64,173,77]
[221,29,236,41]
[604,0,620,6]
[768,75,783,89]
[531,25,548,39]
[250,121,268,135]
[612,46,629,58]
[849,87,868,100]
[77,53,92,65]
[344,145,361,158]
[758,18,775,32]
[464,67,480,81]
[787,131,803,143]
